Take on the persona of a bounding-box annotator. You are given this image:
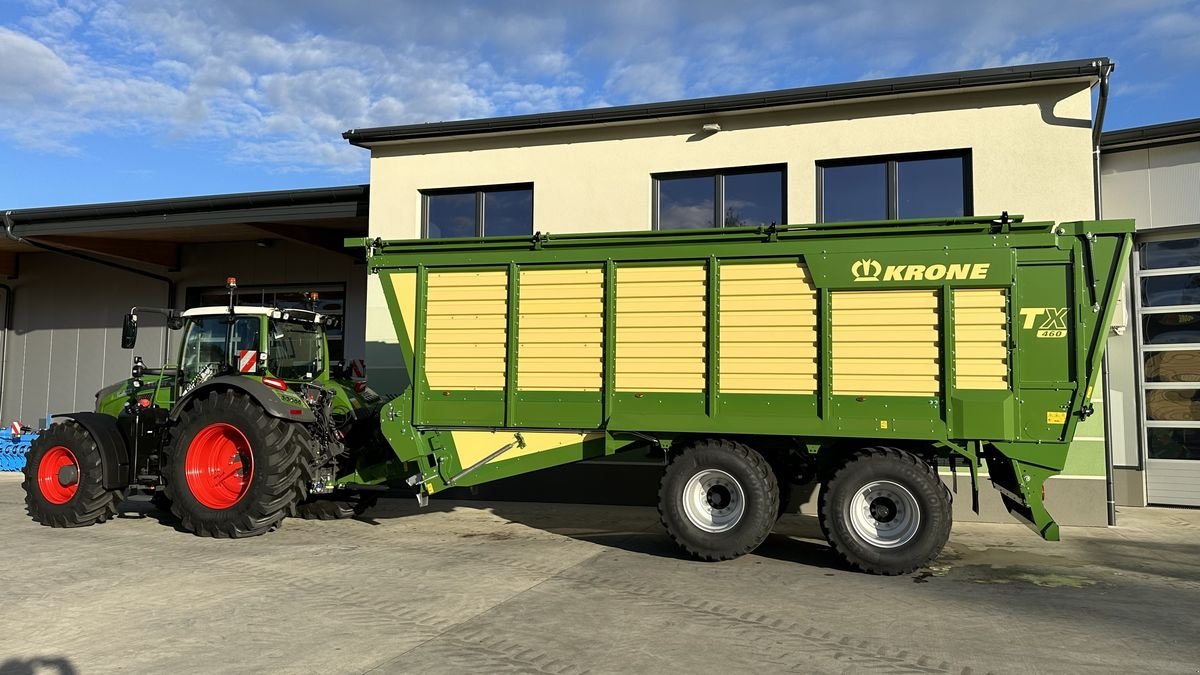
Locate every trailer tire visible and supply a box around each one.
[165,390,313,538]
[22,421,124,528]
[296,495,376,520]
[658,438,779,561]
[819,447,951,575]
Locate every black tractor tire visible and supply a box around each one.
[819,447,952,575]
[150,492,173,513]
[165,390,314,538]
[658,438,779,561]
[22,421,123,528]
[296,495,377,520]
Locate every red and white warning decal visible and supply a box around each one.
[348,359,366,379]
[238,350,258,373]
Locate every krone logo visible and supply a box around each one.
[851,258,882,282]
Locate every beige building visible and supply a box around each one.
[346,58,1117,524]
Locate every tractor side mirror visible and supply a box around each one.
[121,313,138,349]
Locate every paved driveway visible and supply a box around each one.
[1,473,1198,674]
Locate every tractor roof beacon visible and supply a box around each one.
[22,277,388,537]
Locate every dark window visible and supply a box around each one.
[423,184,533,238]
[654,166,784,230]
[1142,274,1200,307]
[1146,427,1200,460]
[1141,238,1200,270]
[818,151,971,222]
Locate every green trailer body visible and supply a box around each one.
[348,214,1132,551]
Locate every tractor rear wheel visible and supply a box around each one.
[658,438,779,561]
[22,421,123,528]
[165,390,313,538]
[819,447,951,575]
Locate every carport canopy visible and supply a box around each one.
[1,184,369,276]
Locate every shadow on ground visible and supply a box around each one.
[0,657,77,675]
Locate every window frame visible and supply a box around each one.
[420,182,534,238]
[651,164,787,230]
[816,149,973,223]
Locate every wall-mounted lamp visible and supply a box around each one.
[701,122,722,133]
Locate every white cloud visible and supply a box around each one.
[0,0,1196,175]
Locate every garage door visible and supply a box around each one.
[1138,236,1200,505]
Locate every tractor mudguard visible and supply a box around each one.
[51,412,131,490]
[170,376,316,424]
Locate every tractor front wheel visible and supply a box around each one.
[22,421,123,528]
[165,390,313,538]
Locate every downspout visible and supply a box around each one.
[3,210,177,368]
[1090,61,1117,527]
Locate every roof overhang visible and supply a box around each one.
[344,58,1109,148]
[2,185,370,271]
[1100,118,1200,152]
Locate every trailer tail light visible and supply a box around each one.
[354,381,367,393]
[138,398,152,408]
[261,377,288,391]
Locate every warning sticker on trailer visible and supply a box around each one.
[238,350,258,373]
[1046,411,1067,425]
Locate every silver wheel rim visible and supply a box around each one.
[847,480,921,549]
[681,469,745,533]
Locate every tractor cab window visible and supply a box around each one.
[268,320,324,381]
[180,316,262,388]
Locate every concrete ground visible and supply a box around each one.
[1,473,1198,675]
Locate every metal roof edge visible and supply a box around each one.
[1100,118,1200,152]
[4,184,370,227]
[344,58,1109,147]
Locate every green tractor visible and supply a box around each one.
[22,278,387,537]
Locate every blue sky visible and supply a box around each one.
[1,0,1198,209]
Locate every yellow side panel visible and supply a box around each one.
[517,268,603,392]
[451,431,605,467]
[424,270,508,391]
[832,290,939,397]
[616,265,706,392]
[389,272,418,349]
[954,288,1010,390]
[719,261,817,394]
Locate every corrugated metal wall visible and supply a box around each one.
[0,255,167,427]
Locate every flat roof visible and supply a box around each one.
[1100,118,1200,152]
[4,184,369,233]
[344,58,1109,147]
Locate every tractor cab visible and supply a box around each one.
[174,305,333,396]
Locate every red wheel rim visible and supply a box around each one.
[184,423,254,509]
[38,446,79,504]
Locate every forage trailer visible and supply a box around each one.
[341,214,1131,574]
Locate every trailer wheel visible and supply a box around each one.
[296,495,376,520]
[658,438,779,561]
[165,390,313,538]
[22,421,124,528]
[819,447,951,575]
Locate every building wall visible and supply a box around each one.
[0,254,169,427]
[364,84,1098,401]
[368,83,1096,239]
[0,239,367,428]
[1101,139,1200,506]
